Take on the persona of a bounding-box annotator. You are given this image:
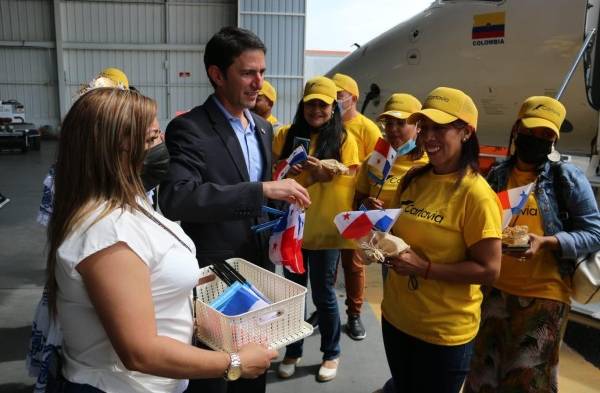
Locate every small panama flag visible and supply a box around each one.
[269,203,305,273]
[273,145,308,180]
[497,182,535,229]
[334,209,402,239]
[367,138,397,185]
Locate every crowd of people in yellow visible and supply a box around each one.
[30,26,600,393]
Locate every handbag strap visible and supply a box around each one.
[551,163,571,228]
[137,205,198,318]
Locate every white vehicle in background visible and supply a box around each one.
[0,99,40,152]
[328,0,600,326]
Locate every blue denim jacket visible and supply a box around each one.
[487,158,600,275]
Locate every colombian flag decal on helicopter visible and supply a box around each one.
[472,12,505,39]
[472,12,505,45]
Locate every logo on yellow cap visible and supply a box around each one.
[409,87,478,130]
[518,96,566,138]
[303,76,337,105]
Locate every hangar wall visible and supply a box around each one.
[0,0,306,128]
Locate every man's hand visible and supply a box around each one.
[262,178,311,207]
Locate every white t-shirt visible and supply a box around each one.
[55,202,200,393]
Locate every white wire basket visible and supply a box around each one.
[194,258,313,353]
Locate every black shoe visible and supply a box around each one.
[306,311,319,327]
[346,314,366,340]
[0,193,9,209]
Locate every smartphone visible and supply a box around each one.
[293,136,311,153]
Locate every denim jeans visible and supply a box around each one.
[382,317,473,393]
[283,249,341,361]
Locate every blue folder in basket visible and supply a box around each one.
[210,281,271,316]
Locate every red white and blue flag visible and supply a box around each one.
[269,203,305,273]
[367,138,397,184]
[334,208,402,239]
[497,182,535,229]
[273,145,308,180]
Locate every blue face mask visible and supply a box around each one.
[396,138,417,156]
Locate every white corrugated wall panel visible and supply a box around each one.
[0,48,58,125]
[63,49,169,118]
[168,51,213,114]
[0,0,54,41]
[62,1,165,44]
[0,0,57,126]
[168,2,235,45]
[239,0,306,125]
[166,0,235,115]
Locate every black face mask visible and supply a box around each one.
[514,133,553,165]
[141,143,170,191]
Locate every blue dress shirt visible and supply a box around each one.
[212,95,264,182]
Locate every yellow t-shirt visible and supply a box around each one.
[356,153,429,207]
[344,113,382,161]
[494,168,571,304]
[382,170,502,346]
[273,125,361,250]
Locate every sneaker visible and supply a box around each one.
[317,358,339,382]
[306,311,319,328]
[277,357,301,379]
[346,314,366,340]
[0,193,10,209]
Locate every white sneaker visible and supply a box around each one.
[317,358,339,382]
[277,357,301,379]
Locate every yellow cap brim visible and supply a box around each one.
[377,110,411,121]
[408,108,458,125]
[303,94,334,105]
[258,92,275,103]
[520,117,560,138]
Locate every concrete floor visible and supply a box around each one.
[1,140,599,393]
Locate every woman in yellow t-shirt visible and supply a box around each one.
[464,97,600,393]
[382,87,502,393]
[355,93,428,211]
[273,76,360,382]
[356,93,428,393]
[354,93,428,285]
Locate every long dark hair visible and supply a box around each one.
[400,119,480,194]
[280,100,346,161]
[46,88,157,316]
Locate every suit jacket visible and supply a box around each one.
[159,96,273,269]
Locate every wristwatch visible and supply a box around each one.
[225,352,241,381]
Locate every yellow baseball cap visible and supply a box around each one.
[408,87,478,130]
[303,76,337,105]
[259,80,277,104]
[377,93,422,121]
[98,67,129,89]
[332,73,359,98]
[517,96,566,138]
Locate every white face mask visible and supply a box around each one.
[336,96,352,115]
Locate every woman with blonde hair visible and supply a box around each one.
[48,88,275,392]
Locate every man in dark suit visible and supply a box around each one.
[159,27,310,393]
